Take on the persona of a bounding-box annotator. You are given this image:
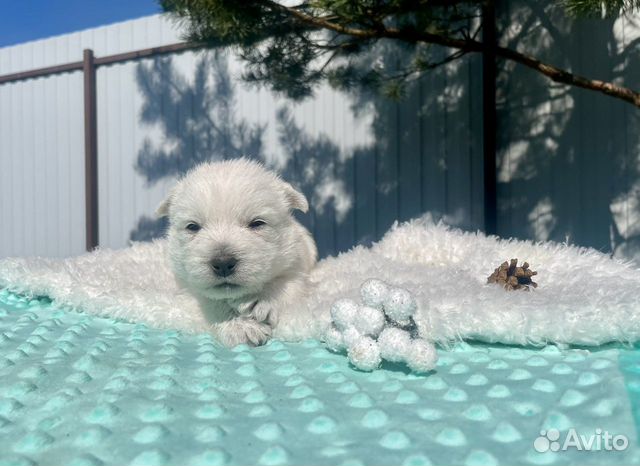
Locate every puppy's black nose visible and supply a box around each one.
[211,255,238,277]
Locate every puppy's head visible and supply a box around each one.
[157,159,308,301]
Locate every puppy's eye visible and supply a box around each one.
[185,222,201,233]
[248,219,266,229]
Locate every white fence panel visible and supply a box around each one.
[1,13,484,259]
[496,1,640,263]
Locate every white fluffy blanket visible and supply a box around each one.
[1,217,640,347]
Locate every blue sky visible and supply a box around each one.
[0,0,160,48]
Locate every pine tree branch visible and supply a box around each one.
[265,0,640,107]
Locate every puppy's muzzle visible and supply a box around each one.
[211,255,238,278]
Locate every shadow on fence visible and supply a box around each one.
[495,1,640,261]
[128,43,478,257]
[128,4,640,261]
[130,51,266,242]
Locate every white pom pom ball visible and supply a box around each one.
[406,339,438,373]
[383,287,417,325]
[347,336,381,371]
[360,279,389,309]
[341,326,362,347]
[326,279,433,374]
[377,327,412,362]
[352,305,386,338]
[330,298,359,331]
[324,325,345,352]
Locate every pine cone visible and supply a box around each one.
[487,258,538,291]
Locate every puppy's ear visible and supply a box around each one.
[281,182,309,213]
[155,190,174,218]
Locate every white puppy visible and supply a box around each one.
[157,158,317,347]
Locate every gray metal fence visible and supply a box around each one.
[0,8,639,263]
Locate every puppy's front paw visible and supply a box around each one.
[240,318,272,347]
[250,301,278,326]
[216,317,272,347]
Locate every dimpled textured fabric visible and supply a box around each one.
[1,290,640,465]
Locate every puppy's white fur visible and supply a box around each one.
[156,158,317,347]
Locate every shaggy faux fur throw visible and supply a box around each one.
[1,217,640,347]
